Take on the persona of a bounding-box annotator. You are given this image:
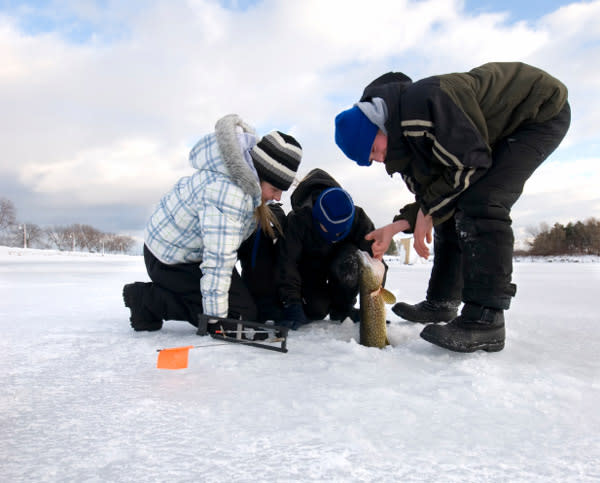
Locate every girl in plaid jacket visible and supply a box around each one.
[123,114,302,331]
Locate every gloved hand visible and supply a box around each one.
[279,302,308,330]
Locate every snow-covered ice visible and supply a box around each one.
[1,247,599,482]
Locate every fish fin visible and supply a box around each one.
[380,288,396,305]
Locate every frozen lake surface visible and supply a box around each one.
[1,247,599,482]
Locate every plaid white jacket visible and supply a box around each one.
[144,115,262,318]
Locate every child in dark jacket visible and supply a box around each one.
[335,62,570,352]
[277,168,380,329]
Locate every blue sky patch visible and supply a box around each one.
[464,0,570,23]
[0,0,126,44]
[218,0,261,11]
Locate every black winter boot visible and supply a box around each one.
[123,283,163,332]
[420,303,505,352]
[392,300,459,323]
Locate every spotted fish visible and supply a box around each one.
[358,250,396,348]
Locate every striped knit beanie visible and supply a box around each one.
[250,131,302,191]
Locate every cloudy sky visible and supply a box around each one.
[1,0,599,243]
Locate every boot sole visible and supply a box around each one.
[420,330,505,353]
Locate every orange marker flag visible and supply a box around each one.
[156,346,194,370]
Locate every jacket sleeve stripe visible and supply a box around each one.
[401,119,464,168]
[401,119,434,128]
[427,166,477,216]
[401,174,417,194]
[431,138,463,168]
[428,191,461,216]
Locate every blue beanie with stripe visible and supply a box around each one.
[312,187,355,243]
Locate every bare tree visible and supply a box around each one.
[77,224,104,252]
[24,223,47,249]
[0,197,16,233]
[45,225,76,251]
[7,223,47,249]
[104,233,136,254]
[0,201,138,254]
[43,225,136,253]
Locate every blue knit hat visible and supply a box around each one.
[334,106,379,166]
[312,187,355,243]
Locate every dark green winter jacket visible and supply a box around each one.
[360,62,568,229]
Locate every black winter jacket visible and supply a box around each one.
[238,203,287,298]
[360,62,568,229]
[278,168,376,305]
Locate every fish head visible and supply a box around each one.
[357,250,385,292]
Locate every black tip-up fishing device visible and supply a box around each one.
[196,314,289,353]
[156,315,290,369]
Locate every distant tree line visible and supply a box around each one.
[521,218,600,256]
[0,197,136,254]
[382,219,600,258]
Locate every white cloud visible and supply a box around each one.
[18,137,191,205]
[527,2,600,146]
[523,157,600,198]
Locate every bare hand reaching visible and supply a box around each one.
[413,209,433,258]
[365,219,410,259]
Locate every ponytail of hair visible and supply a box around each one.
[254,203,283,239]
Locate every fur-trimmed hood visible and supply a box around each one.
[189,114,262,200]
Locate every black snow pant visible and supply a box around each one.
[139,245,257,327]
[300,244,362,319]
[426,101,571,311]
